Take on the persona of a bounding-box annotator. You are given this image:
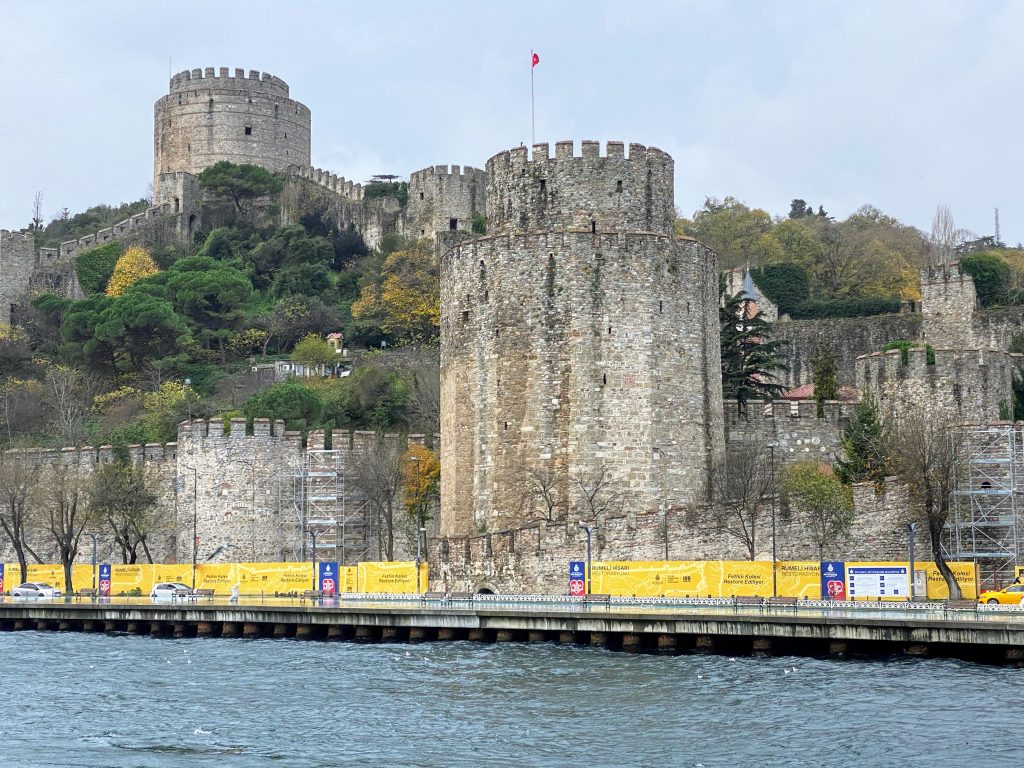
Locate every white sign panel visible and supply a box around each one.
[847,566,908,598]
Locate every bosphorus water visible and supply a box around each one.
[0,631,1018,767]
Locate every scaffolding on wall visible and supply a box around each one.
[291,449,375,565]
[948,424,1023,590]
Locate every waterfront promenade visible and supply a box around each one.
[2,595,1023,664]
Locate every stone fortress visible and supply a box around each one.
[3,67,1024,593]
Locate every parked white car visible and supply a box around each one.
[150,582,192,600]
[11,582,61,598]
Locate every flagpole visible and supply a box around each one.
[530,49,535,146]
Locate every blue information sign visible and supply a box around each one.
[318,562,339,595]
[820,560,846,601]
[569,561,586,596]
[98,564,112,596]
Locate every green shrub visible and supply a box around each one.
[749,262,810,314]
[881,340,935,365]
[75,241,125,295]
[364,181,409,207]
[960,252,1012,307]
[789,297,901,319]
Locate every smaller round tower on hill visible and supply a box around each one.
[153,67,312,200]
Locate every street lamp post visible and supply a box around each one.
[309,529,319,590]
[768,443,778,598]
[577,522,593,595]
[89,533,100,600]
[182,464,198,590]
[907,522,918,602]
[416,526,426,595]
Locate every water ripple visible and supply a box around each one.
[0,632,1018,767]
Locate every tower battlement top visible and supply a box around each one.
[168,67,289,97]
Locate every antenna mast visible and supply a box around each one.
[995,207,1001,246]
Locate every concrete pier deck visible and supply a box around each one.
[1,596,1022,664]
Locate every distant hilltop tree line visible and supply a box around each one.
[679,197,1024,314]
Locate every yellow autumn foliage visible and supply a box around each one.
[351,243,439,340]
[105,246,160,297]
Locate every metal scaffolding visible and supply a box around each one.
[293,449,375,565]
[948,424,1023,590]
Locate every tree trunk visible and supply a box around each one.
[16,552,27,585]
[62,556,73,595]
[930,518,962,600]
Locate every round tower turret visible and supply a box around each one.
[439,140,724,537]
[153,67,311,199]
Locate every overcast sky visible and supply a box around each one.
[1,1,1020,244]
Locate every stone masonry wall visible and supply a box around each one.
[154,67,311,199]
[405,165,486,238]
[857,346,1021,422]
[429,478,922,594]
[0,230,36,326]
[920,263,979,349]
[774,313,922,389]
[440,141,723,538]
[724,399,855,463]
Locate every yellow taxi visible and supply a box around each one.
[977,583,1024,605]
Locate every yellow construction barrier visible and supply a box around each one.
[588,560,977,600]
[2,560,424,596]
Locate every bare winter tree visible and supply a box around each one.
[89,461,160,564]
[930,204,971,267]
[31,192,44,232]
[572,467,625,520]
[43,464,95,594]
[44,365,95,446]
[0,457,43,583]
[514,465,563,523]
[888,404,964,599]
[707,441,776,560]
[351,434,405,561]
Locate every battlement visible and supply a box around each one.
[857,346,1020,422]
[289,165,364,201]
[57,202,173,259]
[0,442,176,468]
[0,230,34,244]
[724,399,859,424]
[921,261,968,284]
[169,67,289,97]
[484,139,676,236]
[488,140,672,169]
[408,164,486,187]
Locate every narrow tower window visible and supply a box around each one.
[591,221,597,234]
[539,179,546,193]
[616,180,623,192]
[244,126,252,136]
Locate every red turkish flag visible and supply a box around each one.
[532,52,540,68]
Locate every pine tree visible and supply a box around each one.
[811,344,839,416]
[834,400,889,486]
[720,292,788,415]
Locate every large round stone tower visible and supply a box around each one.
[439,140,725,536]
[153,67,311,199]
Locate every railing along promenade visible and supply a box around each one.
[1,594,1022,664]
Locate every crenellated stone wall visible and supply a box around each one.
[405,164,486,238]
[724,399,856,463]
[857,346,1021,422]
